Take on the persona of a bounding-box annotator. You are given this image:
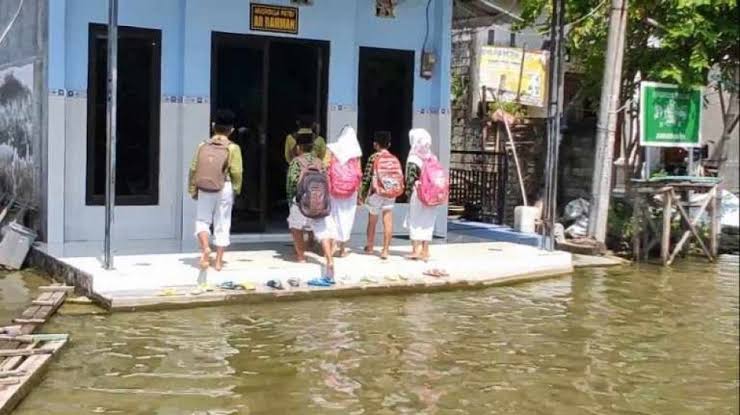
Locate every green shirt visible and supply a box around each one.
[286,153,321,203]
[188,138,243,197]
[359,152,381,201]
[405,163,420,199]
[284,134,326,163]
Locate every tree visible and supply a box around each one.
[517,0,739,106]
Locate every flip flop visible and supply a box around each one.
[359,276,379,284]
[307,277,335,287]
[423,269,450,278]
[266,280,284,290]
[287,278,301,288]
[236,281,256,291]
[158,288,178,297]
[217,281,241,290]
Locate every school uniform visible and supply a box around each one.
[189,138,243,247]
[286,153,336,241]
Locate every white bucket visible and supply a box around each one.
[514,206,539,234]
[0,222,37,270]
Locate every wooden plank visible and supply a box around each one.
[11,319,46,325]
[30,300,55,307]
[632,196,643,260]
[671,190,713,260]
[0,370,26,379]
[37,286,75,294]
[667,188,714,265]
[0,348,54,358]
[661,191,673,265]
[0,340,67,415]
[710,186,720,257]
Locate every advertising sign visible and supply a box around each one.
[640,81,702,147]
[479,46,549,107]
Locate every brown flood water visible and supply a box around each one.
[4,256,739,415]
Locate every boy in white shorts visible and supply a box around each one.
[286,132,337,277]
[359,132,401,259]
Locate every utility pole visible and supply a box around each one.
[542,0,566,250]
[104,0,118,269]
[587,0,628,243]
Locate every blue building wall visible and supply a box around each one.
[48,0,452,111]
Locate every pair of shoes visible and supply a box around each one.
[307,277,335,287]
[266,280,284,290]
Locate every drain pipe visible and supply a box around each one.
[103,0,118,269]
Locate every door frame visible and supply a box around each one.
[357,46,415,166]
[210,32,330,233]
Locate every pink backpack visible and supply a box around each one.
[417,155,449,207]
[328,155,362,198]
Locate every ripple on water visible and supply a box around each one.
[6,257,740,414]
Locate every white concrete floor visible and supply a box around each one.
[36,227,572,310]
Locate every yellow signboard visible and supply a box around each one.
[250,3,299,35]
[479,46,549,108]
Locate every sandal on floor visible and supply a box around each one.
[266,280,284,290]
[287,278,301,288]
[423,269,449,278]
[307,277,335,287]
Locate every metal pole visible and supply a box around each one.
[587,0,629,242]
[542,0,565,250]
[104,0,118,269]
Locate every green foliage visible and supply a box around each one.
[607,198,634,252]
[516,0,740,110]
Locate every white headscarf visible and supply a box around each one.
[407,128,433,168]
[328,125,362,165]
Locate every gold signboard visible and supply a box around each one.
[250,3,299,34]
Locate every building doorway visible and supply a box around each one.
[357,47,414,168]
[211,33,328,233]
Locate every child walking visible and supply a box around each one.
[404,128,448,262]
[326,126,363,257]
[360,131,405,259]
[189,109,243,271]
[286,131,337,279]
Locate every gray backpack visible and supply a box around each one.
[296,157,331,219]
[194,139,229,192]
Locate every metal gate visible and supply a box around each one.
[449,150,508,224]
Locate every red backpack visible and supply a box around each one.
[371,150,405,199]
[328,155,362,198]
[417,155,449,206]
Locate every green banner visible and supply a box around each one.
[640,82,702,147]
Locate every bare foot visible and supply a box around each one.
[363,246,374,255]
[214,260,223,272]
[336,248,348,258]
[295,255,307,263]
[404,253,420,261]
[380,250,389,260]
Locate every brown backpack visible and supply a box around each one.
[194,139,230,192]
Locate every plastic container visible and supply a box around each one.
[0,222,37,270]
[514,206,539,234]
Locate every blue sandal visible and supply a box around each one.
[307,277,335,287]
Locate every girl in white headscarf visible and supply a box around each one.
[405,128,437,261]
[326,125,363,256]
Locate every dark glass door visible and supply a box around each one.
[211,33,268,232]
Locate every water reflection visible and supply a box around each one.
[8,256,739,414]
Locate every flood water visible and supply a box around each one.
[5,257,739,415]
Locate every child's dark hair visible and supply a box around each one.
[213,109,235,135]
[373,131,391,148]
[297,114,314,130]
[296,132,314,154]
